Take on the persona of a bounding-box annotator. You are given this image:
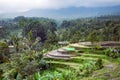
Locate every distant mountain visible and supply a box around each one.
[0,5,120,19]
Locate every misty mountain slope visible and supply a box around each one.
[1,5,120,19]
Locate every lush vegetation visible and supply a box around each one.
[1,15,120,42]
[0,15,120,80]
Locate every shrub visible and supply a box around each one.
[0,69,3,78]
[104,48,120,58]
[0,41,9,63]
[95,45,103,50]
[104,48,112,56]
[95,58,103,69]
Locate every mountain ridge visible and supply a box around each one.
[0,5,120,19]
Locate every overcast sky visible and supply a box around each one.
[0,0,120,13]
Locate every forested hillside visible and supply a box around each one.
[59,15,120,42]
[1,15,120,42]
[0,15,120,80]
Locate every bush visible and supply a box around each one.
[0,69,3,78]
[0,41,9,63]
[95,58,103,69]
[95,45,103,50]
[104,48,112,56]
[104,48,120,58]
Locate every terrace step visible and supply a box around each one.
[47,61,81,69]
[57,48,67,53]
[44,49,76,60]
[45,54,71,60]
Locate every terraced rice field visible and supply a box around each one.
[42,43,120,79]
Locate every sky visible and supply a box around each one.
[0,0,120,13]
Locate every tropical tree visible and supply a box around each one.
[87,30,101,45]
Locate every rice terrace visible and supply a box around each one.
[0,0,120,80]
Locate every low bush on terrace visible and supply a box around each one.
[104,48,120,58]
[31,58,103,80]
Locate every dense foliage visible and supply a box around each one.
[59,15,120,42]
[0,15,120,79]
[0,42,9,63]
[1,15,120,42]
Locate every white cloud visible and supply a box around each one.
[0,0,120,13]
